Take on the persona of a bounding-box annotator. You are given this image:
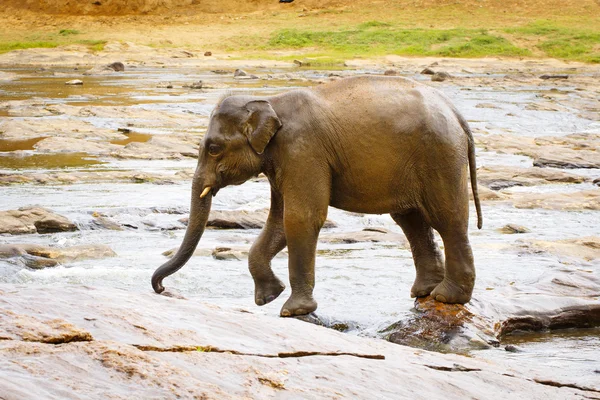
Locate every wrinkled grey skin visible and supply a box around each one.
[152,76,483,317]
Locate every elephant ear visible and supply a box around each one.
[244,100,282,155]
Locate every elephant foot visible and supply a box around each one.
[280,293,317,317]
[254,277,286,306]
[410,274,444,298]
[430,278,473,304]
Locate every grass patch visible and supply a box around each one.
[0,41,59,54]
[59,29,80,36]
[78,40,107,52]
[267,24,529,58]
[505,20,600,63]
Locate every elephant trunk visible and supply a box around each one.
[151,177,212,294]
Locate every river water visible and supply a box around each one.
[1,65,598,388]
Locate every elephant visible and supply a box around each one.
[152,75,483,317]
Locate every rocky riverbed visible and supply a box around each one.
[1,44,599,397]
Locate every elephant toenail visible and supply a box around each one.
[435,294,447,302]
[281,309,291,317]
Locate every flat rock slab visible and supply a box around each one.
[0,206,77,235]
[0,244,117,268]
[0,285,597,399]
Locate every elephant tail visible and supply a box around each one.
[455,110,483,229]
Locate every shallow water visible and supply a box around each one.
[0,66,598,386]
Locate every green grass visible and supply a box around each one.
[0,41,59,53]
[266,24,530,59]
[505,20,600,63]
[59,29,80,36]
[0,38,107,54]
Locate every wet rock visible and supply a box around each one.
[183,81,203,89]
[498,224,530,234]
[0,207,77,235]
[478,166,587,188]
[234,69,247,77]
[203,209,336,230]
[21,254,60,269]
[0,309,93,344]
[0,285,593,399]
[473,186,510,201]
[65,79,83,85]
[516,237,600,262]
[91,213,123,231]
[211,69,230,74]
[539,74,568,80]
[431,72,451,82]
[475,103,501,109]
[212,246,248,261]
[594,177,600,187]
[504,345,522,353]
[420,67,435,75]
[106,62,125,72]
[382,296,496,353]
[476,134,600,170]
[384,69,399,76]
[0,243,117,266]
[83,62,125,75]
[156,81,173,88]
[320,228,407,245]
[34,137,120,155]
[498,303,600,337]
[512,190,600,211]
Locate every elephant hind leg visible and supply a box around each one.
[391,210,445,298]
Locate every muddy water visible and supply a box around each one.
[0,66,599,385]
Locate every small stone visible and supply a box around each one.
[106,62,125,72]
[431,72,451,82]
[204,51,212,56]
[593,177,599,187]
[421,67,435,75]
[183,81,203,89]
[498,224,531,234]
[384,69,398,76]
[157,82,174,88]
[293,59,303,66]
[65,79,83,85]
[234,69,247,77]
[505,345,522,353]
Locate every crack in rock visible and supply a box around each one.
[132,344,385,360]
[534,379,600,394]
[425,364,482,372]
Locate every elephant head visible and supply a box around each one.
[151,96,282,294]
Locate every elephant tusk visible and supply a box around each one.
[199,186,212,198]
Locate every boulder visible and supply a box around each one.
[382,296,496,352]
[0,207,77,235]
[106,62,125,72]
[0,285,596,399]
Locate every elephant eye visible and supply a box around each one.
[208,144,222,156]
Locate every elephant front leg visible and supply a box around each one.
[249,189,286,306]
[280,195,328,317]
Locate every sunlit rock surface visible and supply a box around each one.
[0,285,598,399]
